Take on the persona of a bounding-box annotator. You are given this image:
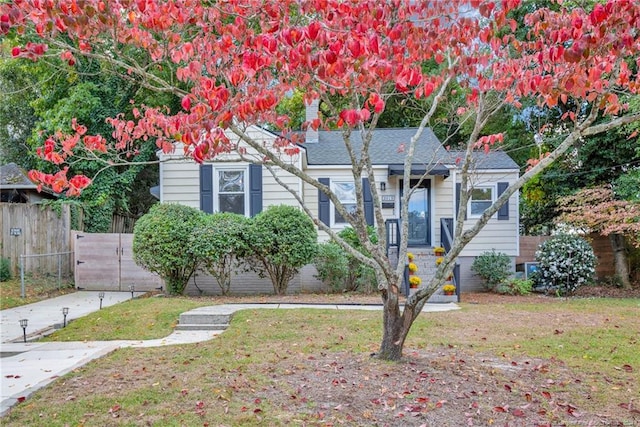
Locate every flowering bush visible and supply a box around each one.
[409,275,421,287]
[408,262,418,273]
[443,284,455,293]
[534,234,597,295]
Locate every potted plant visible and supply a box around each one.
[435,257,444,266]
[408,262,418,274]
[409,275,421,288]
[443,284,456,295]
[434,246,445,256]
[407,252,415,262]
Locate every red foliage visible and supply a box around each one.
[0,0,638,193]
[557,186,640,247]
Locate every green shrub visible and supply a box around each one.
[496,278,532,295]
[191,212,248,295]
[243,205,317,295]
[0,257,11,282]
[471,250,512,291]
[314,242,350,292]
[314,226,378,293]
[534,234,596,295]
[133,203,205,295]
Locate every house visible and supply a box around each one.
[0,163,56,203]
[157,117,520,295]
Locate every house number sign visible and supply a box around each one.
[10,228,22,236]
[381,195,395,202]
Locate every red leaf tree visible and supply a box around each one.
[3,0,640,359]
[557,186,640,289]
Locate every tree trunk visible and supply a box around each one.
[609,234,631,289]
[377,289,415,361]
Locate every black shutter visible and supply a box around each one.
[362,178,374,226]
[318,178,330,225]
[200,164,213,213]
[456,182,468,220]
[249,164,263,217]
[497,182,509,220]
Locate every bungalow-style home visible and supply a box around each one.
[157,112,520,296]
[0,163,57,203]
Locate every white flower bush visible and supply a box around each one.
[534,234,597,295]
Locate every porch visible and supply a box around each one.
[386,218,460,303]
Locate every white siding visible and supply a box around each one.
[158,126,303,212]
[457,170,520,257]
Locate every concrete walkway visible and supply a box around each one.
[0,291,459,417]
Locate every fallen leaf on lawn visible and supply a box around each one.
[512,408,525,417]
[493,406,508,413]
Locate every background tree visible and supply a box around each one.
[0,40,161,231]
[557,186,640,289]
[3,0,640,360]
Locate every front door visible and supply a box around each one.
[401,179,431,246]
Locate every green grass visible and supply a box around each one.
[0,276,75,310]
[3,297,639,426]
[43,297,213,341]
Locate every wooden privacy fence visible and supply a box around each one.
[74,232,162,291]
[0,203,73,277]
[518,234,619,280]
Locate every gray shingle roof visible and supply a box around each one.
[445,150,519,169]
[303,128,518,170]
[0,163,37,188]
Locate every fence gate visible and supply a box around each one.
[74,232,162,291]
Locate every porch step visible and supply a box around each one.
[175,323,229,331]
[176,308,234,331]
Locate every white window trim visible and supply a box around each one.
[468,184,496,218]
[330,180,357,227]
[213,166,250,217]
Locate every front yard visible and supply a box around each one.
[3,295,639,426]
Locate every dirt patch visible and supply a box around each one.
[256,349,636,426]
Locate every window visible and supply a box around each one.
[469,186,494,216]
[217,169,247,215]
[331,181,356,224]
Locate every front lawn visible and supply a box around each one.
[3,297,639,426]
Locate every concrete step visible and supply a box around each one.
[175,323,229,331]
[428,293,458,303]
[179,313,232,325]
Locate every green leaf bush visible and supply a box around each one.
[0,257,12,282]
[314,226,378,293]
[243,205,317,295]
[534,234,597,295]
[471,250,512,291]
[190,212,248,295]
[496,278,532,295]
[133,203,205,295]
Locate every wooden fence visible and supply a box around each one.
[518,234,621,280]
[74,232,162,291]
[0,203,73,277]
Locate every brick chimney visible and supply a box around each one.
[305,99,319,143]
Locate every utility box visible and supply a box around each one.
[516,262,539,279]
